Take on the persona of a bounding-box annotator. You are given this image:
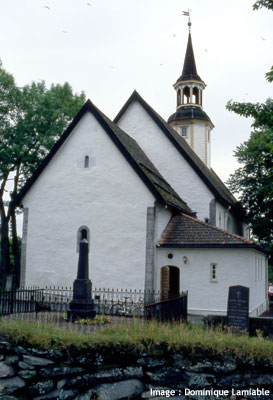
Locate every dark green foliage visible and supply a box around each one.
[253,0,273,10]
[268,265,273,283]
[225,2,273,263]
[0,238,21,290]
[226,100,273,259]
[265,66,273,83]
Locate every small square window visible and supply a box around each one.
[210,263,217,282]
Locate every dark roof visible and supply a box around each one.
[175,33,202,84]
[114,90,244,217]
[158,213,267,253]
[14,100,192,214]
[168,106,213,124]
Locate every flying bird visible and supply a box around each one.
[173,34,176,37]
[62,30,68,34]
[43,5,50,10]
[261,37,266,41]
[87,2,92,6]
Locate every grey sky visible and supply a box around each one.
[0,0,272,184]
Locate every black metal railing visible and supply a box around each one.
[0,287,188,320]
[0,289,44,315]
[144,292,188,322]
[0,287,146,317]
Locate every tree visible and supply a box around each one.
[253,0,273,10]
[0,61,86,288]
[226,100,273,257]
[226,1,273,261]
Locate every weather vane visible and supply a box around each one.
[182,9,192,32]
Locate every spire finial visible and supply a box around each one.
[182,9,192,32]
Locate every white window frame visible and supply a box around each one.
[181,126,188,138]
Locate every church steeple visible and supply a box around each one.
[168,18,214,167]
[178,32,202,83]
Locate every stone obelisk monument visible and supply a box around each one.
[68,239,96,321]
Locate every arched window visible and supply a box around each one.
[84,155,89,168]
[183,86,190,104]
[177,89,181,106]
[193,87,199,104]
[161,266,180,299]
[77,226,90,252]
[81,228,88,240]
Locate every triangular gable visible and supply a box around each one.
[158,213,267,254]
[14,99,192,214]
[114,90,245,219]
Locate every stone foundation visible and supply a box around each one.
[0,339,272,399]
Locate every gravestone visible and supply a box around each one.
[68,239,96,321]
[227,285,249,333]
[5,275,13,291]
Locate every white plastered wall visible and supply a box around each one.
[192,122,208,167]
[155,205,173,242]
[117,101,214,222]
[21,112,155,290]
[156,247,267,316]
[215,201,243,236]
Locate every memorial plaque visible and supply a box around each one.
[227,285,249,333]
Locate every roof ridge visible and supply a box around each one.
[114,90,244,215]
[180,212,254,244]
[14,97,192,214]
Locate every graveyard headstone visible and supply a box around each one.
[227,285,249,333]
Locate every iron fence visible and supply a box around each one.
[145,292,188,322]
[0,289,44,315]
[37,286,146,315]
[1,287,147,317]
[0,287,187,320]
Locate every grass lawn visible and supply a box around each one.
[0,318,273,363]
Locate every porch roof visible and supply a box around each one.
[157,213,267,254]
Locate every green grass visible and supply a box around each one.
[0,319,272,363]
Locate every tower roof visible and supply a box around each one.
[168,106,213,125]
[175,33,202,84]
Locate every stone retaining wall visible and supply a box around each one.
[0,339,272,399]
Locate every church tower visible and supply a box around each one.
[168,19,214,167]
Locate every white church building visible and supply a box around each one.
[15,26,268,316]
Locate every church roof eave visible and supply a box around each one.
[114,90,245,218]
[173,78,206,89]
[14,99,192,216]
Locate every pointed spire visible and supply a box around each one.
[180,33,202,82]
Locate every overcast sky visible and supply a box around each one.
[1,0,272,183]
